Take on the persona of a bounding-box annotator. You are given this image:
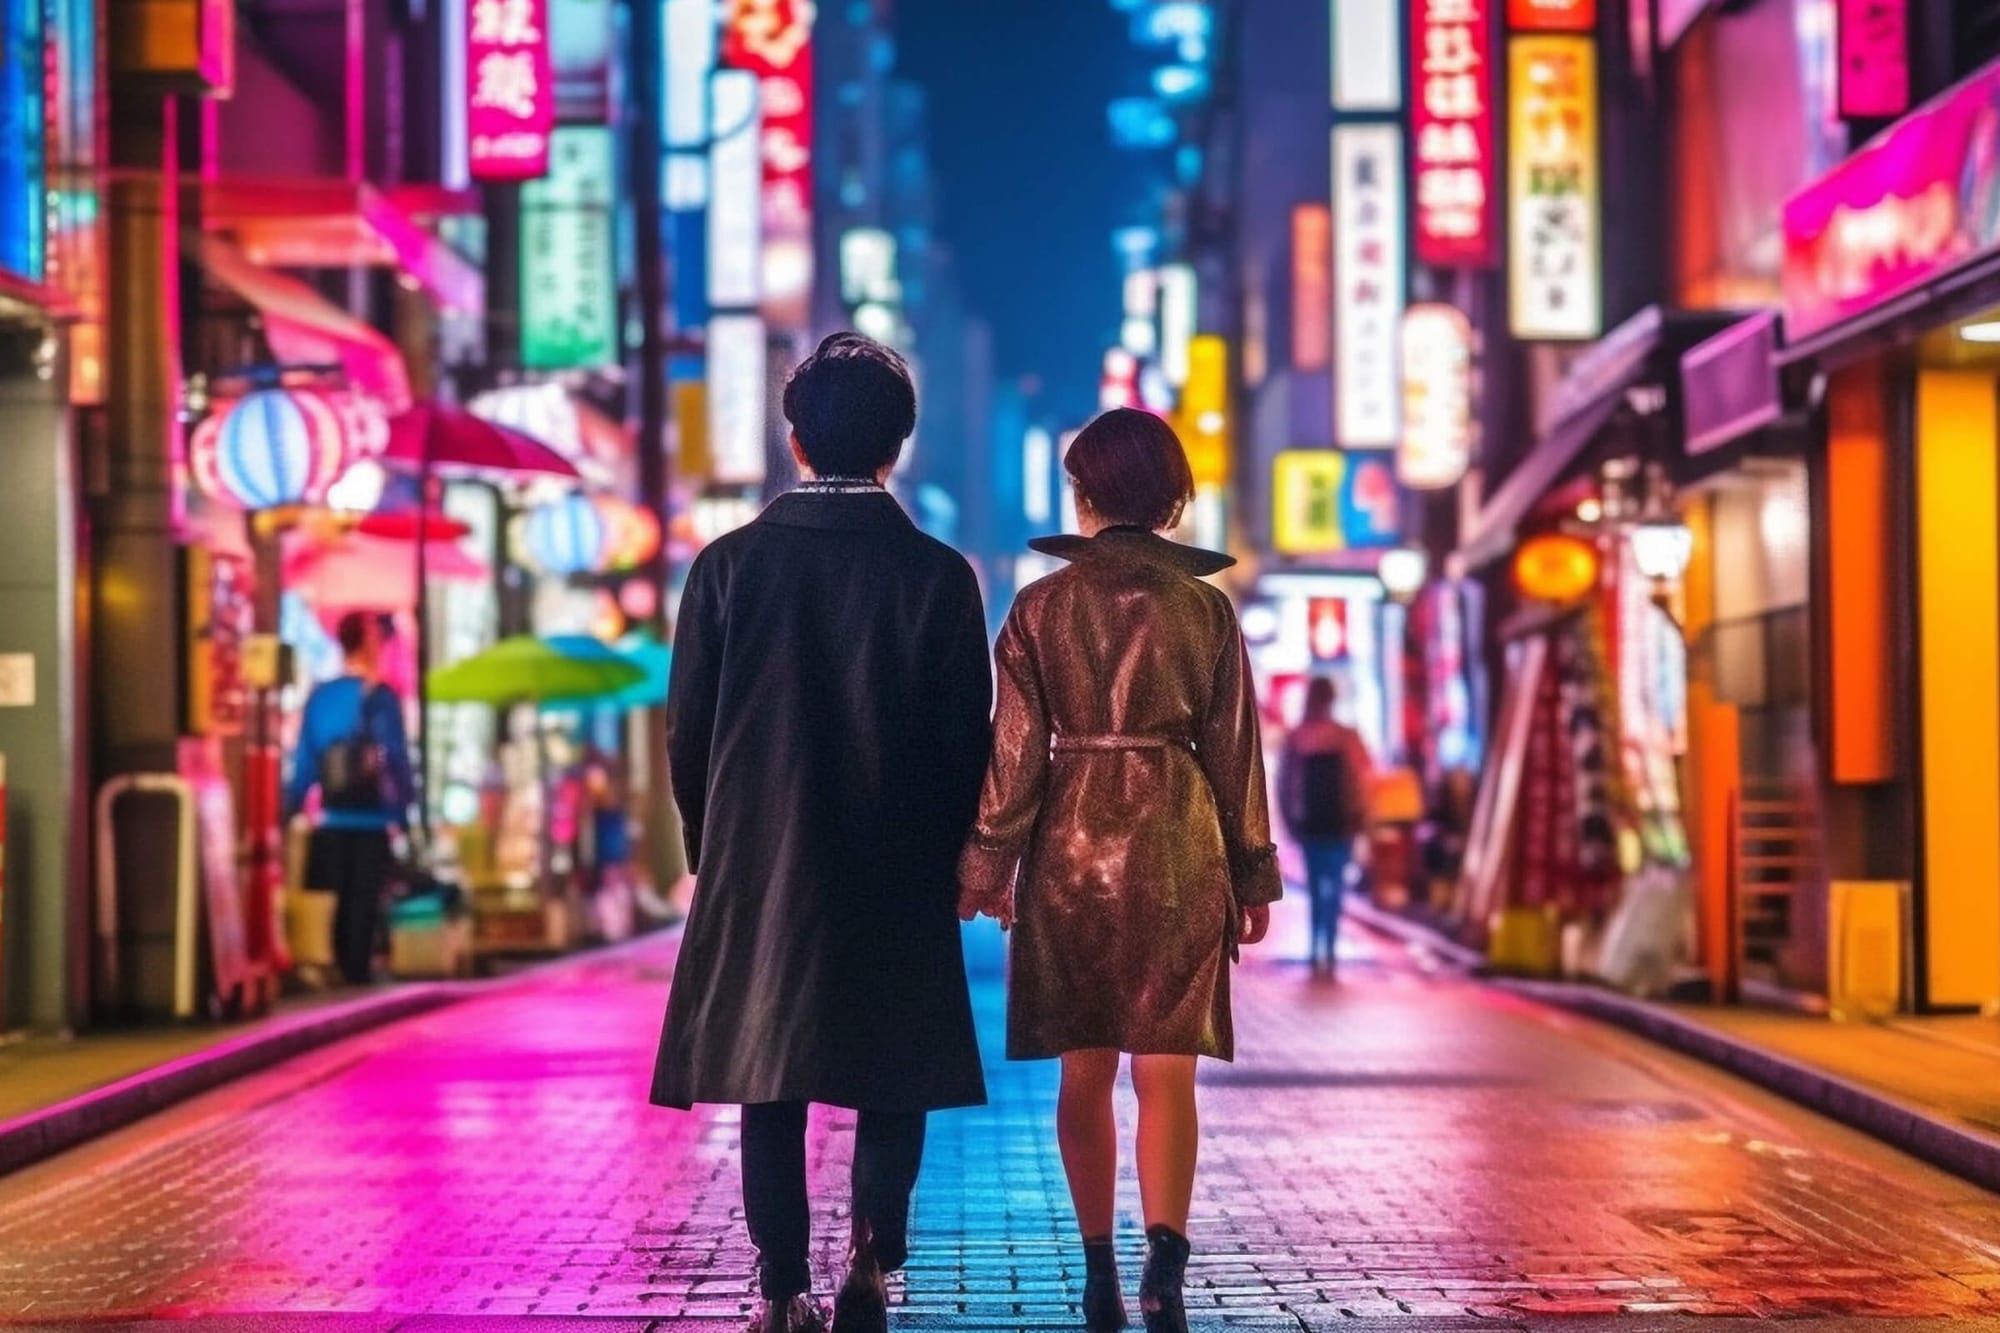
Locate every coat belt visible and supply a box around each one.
[1051,734,1191,754]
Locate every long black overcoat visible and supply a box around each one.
[650,487,992,1112]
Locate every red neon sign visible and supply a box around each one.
[723,0,815,329]
[1413,0,1497,266]
[1508,0,1595,31]
[467,0,555,181]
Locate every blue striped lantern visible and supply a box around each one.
[522,494,607,576]
[192,388,348,510]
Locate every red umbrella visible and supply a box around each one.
[354,508,472,542]
[381,401,581,480]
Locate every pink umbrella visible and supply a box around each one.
[285,531,488,609]
[381,401,582,480]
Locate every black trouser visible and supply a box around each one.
[308,827,393,985]
[740,1101,928,1302]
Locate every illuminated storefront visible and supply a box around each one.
[1776,53,2000,1013]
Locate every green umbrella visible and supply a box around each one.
[428,635,646,707]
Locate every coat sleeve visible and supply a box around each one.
[666,552,723,874]
[936,562,996,849]
[956,609,1048,909]
[1198,622,1283,908]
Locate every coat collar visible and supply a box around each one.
[758,486,916,533]
[1028,527,1236,577]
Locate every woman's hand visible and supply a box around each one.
[957,883,1015,931]
[1239,903,1271,947]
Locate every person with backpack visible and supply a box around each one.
[286,611,415,985]
[1278,676,1372,980]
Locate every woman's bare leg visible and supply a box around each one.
[1131,1054,1199,1233]
[1058,1048,1123,1238]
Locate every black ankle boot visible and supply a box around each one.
[1081,1235,1128,1331]
[1137,1225,1190,1333]
[831,1223,888,1333]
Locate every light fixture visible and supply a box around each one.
[1576,497,1603,524]
[1962,320,2000,343]
[325,458,387,515]
[1377,547,1428,603]
[1629,520,1695,583]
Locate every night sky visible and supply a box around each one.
[895,1,1153,425]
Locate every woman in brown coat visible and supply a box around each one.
[958,409,1282,1333]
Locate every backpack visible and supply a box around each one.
[319,684,394,812]
[1282,743,1360,840]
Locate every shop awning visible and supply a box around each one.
[202,178,484,317]
[197,236,412,410]
[1456,307,1740,571]
[1682,312,1784,457]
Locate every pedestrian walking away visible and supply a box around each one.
[958,408,1283,1333]
[1277,676,1373,980]
[286,611,416,987]
[652,332,994,1333]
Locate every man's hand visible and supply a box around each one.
[1239,903,1272,946]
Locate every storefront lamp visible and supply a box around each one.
[1513,532,1600,604]
[1961,320,2000,343]
[1629,520,1694,584]
[522,494,607,576]
[1378,548,1428,603]
[594,495,664,572]
[193,387,349,511]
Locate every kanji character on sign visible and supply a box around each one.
[474,51,541,120]
[472,0,540,46]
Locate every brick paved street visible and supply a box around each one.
[4,913,2000,1330]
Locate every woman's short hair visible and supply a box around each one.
[1064,408,1197,532]
[782,332,918,479]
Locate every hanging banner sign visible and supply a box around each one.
[1838,0,1910,120]
[1783,55,2000,341]
[521,126,617,369]
[1508,36,1601,340]
[1332,124,1407,447]
[1413,0,1497,266]
[707,314,769,485]
[1292,205,1332,370]
[550,0,615,123]
[1400,303,1475,489]
[722,0,815,330]
[468,0,555,181]
[1333,0,1404,111]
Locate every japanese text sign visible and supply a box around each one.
[723,0,815,330]
[1332,124,1407,447]
[1507,36,1601,340]
[468,0,554,181]
[1414,0,1497,266]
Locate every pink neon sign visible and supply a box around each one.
[467,0,555,182]
[1783,55,2000,341]
[1838,0,1909,120]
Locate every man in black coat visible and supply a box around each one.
[653,333,992,1333]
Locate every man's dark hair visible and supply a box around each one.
[782,332,917,478]
[1065,408,1196,532]
[1304,676,1337,719]
[336,611,374,657]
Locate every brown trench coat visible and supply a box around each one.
[957,528,1282,1061]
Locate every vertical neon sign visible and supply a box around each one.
[468,0,555,181]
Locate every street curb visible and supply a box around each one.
[1497,977,2000,1195]
[1346,897,2000,1196]
[0,982,464,1177]
[0,924,687,1179]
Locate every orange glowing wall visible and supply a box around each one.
[1915,369,2000,1009]
[1826,366,1894,783]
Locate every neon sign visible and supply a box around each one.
[468,0,554,181]
[723,0,815,330]
[1413,0,1496,267]
[1783,55,2000,340]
